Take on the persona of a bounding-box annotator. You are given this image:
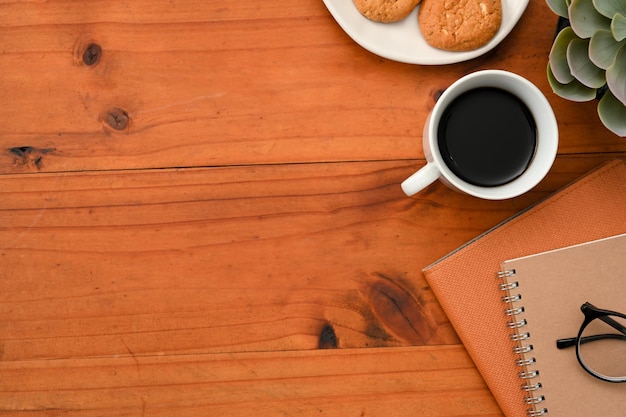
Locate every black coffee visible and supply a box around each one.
[437,87,537,187]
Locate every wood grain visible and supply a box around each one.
[0,155,622,362]
[0,345,502,416]
[1,0,624,174]
[2,0,626,416]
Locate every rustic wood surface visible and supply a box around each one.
[1,0,625,415]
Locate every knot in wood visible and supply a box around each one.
[104,108,130,131]
[82,43,102,66]
[318,323,338,349]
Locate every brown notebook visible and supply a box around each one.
[422,160,626,417]
[499,233,626,416]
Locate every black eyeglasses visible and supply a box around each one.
[556,302,626,383]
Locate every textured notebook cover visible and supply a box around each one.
[422,160,626,417]
[500,233,626,416]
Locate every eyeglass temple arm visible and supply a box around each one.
[556,337,577,349]
[556,314,626,350]
[557,333,626,349]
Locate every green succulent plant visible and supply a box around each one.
[546,0,626,137]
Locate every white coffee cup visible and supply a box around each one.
[401,70,558,200]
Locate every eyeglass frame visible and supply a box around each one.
[556,302,626,383]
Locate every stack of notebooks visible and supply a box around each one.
[422,160,626,417]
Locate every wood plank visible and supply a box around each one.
[0,154,623,361]
[0,345,503,416]
[1,0,624,174]
[2,2,624,416]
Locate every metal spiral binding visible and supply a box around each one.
[499,281,519,291]
[526,395,545,405]
[511,332,531,341]
[499,269,548,416]
[508,318,528,329]
[502,294,522,303]
[522,382,542,392]
[505,306,525,316]
[517,357,536,366]
[497,269,516,278]
[513,344,534,354]
[519,370,539,379]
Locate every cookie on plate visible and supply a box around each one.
[418,0,502,52]
[353,0,422,23]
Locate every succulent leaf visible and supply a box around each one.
[550,27,577,83]
[547,0,626,137]
[569,0,612,38]
[612,13,626,41]
[548,62,598,102]
[598,90,626,137]
[606,43,626,106]
[567,38,607,88]
[589,30,626,69]
[592,0,626,19]
[547,0,570,18]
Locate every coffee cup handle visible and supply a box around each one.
[401,163,441,196]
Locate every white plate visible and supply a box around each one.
[322,0,529,65]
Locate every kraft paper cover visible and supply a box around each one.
[501,233,626,416]
[422,160,626,417]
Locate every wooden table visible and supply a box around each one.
[1,1,624,415]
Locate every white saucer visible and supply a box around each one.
[322,0,529,65]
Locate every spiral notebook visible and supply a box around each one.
[422,160,626,417]
[499,233,626,417]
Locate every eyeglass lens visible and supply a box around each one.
[578,314,626,380]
